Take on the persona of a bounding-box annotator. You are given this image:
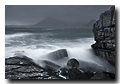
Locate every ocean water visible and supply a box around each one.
[5,27,115,73]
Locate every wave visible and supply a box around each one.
[5,38,95,57]
[5,33,32,39]
[5,37,115,73]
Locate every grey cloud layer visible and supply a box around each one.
[5,5,113,25]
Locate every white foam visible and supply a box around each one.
[5,37,115,73]
[5,33,32,39]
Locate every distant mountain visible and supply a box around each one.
[34,17,96,28]
[83,19,96,28]
[34,17,69,27]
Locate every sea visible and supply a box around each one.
[5,26,115,73]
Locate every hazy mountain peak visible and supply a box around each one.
[34,17,69,27]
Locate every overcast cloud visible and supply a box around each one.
[5,5,113,25]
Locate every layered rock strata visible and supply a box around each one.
[91,6,115,66]
[5,56,62,79]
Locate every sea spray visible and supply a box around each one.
[67,48,115,73]
[5,32,115,74]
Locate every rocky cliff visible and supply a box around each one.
[91,6,115,66]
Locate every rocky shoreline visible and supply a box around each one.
[5,53,115,79]
[5,6,115,80]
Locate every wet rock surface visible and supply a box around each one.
[90,71,115,79]
[46,49,68,60]
[60,58,94,79]
[92,6,115,66]
[39,49,69,73]
[59,66,115,79]
[5,56,62,79]
[41,60,61,73]
[5,56,115,79]
[58,58,115,79]
[67,58,79,68]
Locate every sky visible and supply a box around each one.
[5,5,113,25]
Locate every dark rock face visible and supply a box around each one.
[92,6,115,66]
[5,56,62,79]
[90,71,115,79]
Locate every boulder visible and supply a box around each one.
[59,67,95,79]
[47,49,68,60]
[59,58,110,79]
[58,58,81,79]
[58,66,85,79]
[90,71,115,79]
[67,58,79,68]
[41,60,61,72]
[39,49,69,73]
